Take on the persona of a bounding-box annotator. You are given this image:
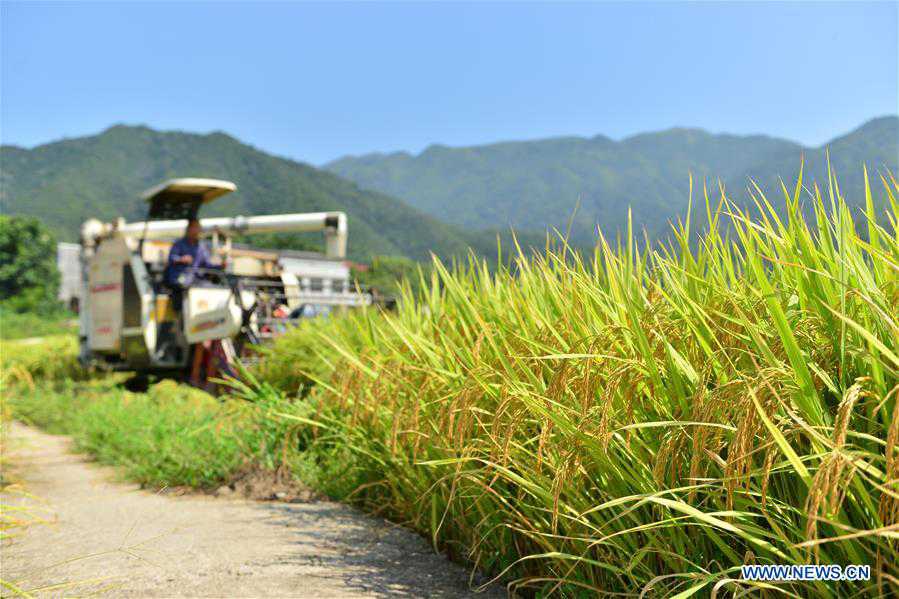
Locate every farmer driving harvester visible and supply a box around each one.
[165,218,222,312]
[162,217,229,384]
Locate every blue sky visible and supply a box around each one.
[2,1,897,165]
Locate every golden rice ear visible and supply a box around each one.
[879,385,899,529]
[759,444,779,510]
[834,380,867,449]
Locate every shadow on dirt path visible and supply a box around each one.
[1,423,504,598]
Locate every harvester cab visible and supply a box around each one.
[78,178,370,387]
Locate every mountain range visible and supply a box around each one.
[1,116,896,262]
[327,116,898,245]
[0,126,522,261]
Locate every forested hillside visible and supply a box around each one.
[0,126,525,261]
[327,116,899,244]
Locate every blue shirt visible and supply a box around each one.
[165,237,214,286]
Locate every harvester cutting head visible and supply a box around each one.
[78,178,371,389]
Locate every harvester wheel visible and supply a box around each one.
[188,339,242,392]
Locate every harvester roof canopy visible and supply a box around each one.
[141,178,237,221]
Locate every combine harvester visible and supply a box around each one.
[78,178,371,388]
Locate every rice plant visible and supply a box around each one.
[265,167,899,596]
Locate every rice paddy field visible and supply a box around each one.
[3,170,898,596]
[260,170,899,596]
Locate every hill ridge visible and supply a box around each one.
[0,125,504,261]
[3,117,895,257]
[328,119,894,165]
[325,115,898,243]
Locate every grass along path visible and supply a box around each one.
[0,341,502,596]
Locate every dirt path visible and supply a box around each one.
[1,423,503,598]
